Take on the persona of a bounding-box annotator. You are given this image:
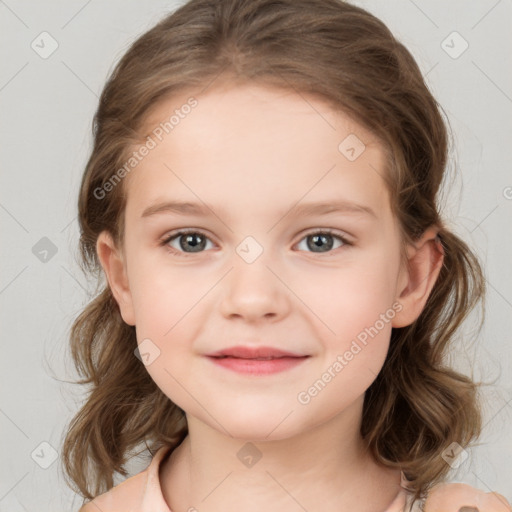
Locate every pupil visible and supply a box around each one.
[309,234,333,252]
[182,233,205,252]
[178,233,334,253]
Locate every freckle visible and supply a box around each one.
[458,507,479,512]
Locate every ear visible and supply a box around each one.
[96,231,136,326]
[392,226,444,328]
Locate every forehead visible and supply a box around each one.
[125,82,391,224]
[140,80,378,143]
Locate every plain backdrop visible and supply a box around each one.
[1,1,511,510]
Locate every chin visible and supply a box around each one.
[217,406,306,441]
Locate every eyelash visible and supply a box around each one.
[160,228,352,258]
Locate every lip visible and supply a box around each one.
[205,345,310,376]
[206,345,307,359]
[206,355,310,375]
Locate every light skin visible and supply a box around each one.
[97,81,444,512]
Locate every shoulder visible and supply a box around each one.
[78,504,96,512]
[78,472,148,511]
[77,444,174,512]
[423,482,512,512]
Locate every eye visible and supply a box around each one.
[161,230,215,257]
[161,228,351,257]
[295,229,351,254]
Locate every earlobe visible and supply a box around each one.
[96,231,136,326]
[392,227,444,328]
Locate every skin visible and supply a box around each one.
[97,81,444,512]
[424,483,512,512]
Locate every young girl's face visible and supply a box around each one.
[101,82,414,440]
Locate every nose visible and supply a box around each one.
[218,252,291,323]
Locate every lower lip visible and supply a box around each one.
[206,356,309,375]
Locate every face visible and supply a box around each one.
[101,82,413,440]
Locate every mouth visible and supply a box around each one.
[206,346,308,359]
[211,355,299,360]
[205,348,310,376]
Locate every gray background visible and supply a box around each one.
[1,1,511,510]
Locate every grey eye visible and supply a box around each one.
[167,231,213,253]
[296,232,345,253]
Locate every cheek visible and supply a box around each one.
[295,252,399,393]
[126,246,191,329]
[128,265,199,409]
[127,255,210,375]
[297,252,400,338]
[132,282,197,352]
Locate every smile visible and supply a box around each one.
[206,355,310,375]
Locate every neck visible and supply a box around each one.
[160,396,402,512]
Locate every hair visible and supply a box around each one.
[61,0,486,507]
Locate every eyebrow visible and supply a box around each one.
[141,199,377,219]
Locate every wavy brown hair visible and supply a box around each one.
[61,0,486,507]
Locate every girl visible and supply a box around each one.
[61,0,511,511]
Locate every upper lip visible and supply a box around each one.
[206,346,309,359]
